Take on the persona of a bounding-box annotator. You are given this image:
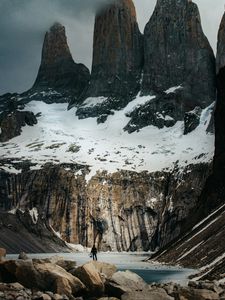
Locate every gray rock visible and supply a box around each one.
[121,288,174,300]
[32,23,90,104]
[142,0,216,111]
[18,252,29,260]
[184,106,202,135]
[106,270,148,298]
[73,0,143,110]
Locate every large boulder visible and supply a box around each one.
[121,288,174,300]
[72,262,104,297]
[0,260,85,298]
[179,287,219,300]
[106,270,148,298]
[86,261,117,279]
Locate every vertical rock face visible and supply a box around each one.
[142,0,216,109]
[33,23,90,101]
[0,162,211,252]
[216,13,225,74]
[85,0,143,100]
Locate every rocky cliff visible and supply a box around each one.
[142,0,215,106]
[150,10,225,279]
[0,161,211,252]
[124,0,216,131]
[73,0,143,117]
[31,22,90,103]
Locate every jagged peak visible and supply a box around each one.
[97,0,137,21]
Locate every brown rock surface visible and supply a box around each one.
[33,23,90,103]
[0,110,37,142]
[73,262,104,296]
[79,0,143,104]
[142,0,215,110]
[0,161,210,253]
[217,12,225,73]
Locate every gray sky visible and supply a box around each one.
[0,0,224,95]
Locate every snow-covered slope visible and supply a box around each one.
[0,94,215,179]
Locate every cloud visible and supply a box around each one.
[0,0,224,94]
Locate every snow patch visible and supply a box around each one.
[165,85,183,94]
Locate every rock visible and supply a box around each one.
[121,288,174,300]
[217,12,225,73]
[106,270,148,298]
[98,298,119,300]
[0,110,37,142]
[142,0,215,110]
[0,260,85,298]
[56,260,77,272]
[179,287,219,300]
[74,0,143,112]
[38,294,52,300]
[0,248,6,260]
[34,262,85,297]
[18,252,29,260]
[32,23,90,103]
[72,262,104,296]
[86,261,117,279]
[0,161,211,252]
[184,107,202,135]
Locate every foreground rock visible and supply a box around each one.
[0,258,224,299]
[106,270,149,298]
[73,262,105,296]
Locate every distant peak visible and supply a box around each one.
[50,22,64,31]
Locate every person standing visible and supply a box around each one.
[91,245,97,261]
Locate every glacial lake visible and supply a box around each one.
[6,252,195,285]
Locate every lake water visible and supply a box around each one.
[6,252,195,285]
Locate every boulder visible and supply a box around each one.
[121,288,174,300]
[179,287,219,300]
[72,262,104,296]
[98,298,119,300]
[34,262,85,297]
[0,248,6,260]
[18,252,29,260]
[85,261,117,279]
[106,270,148,298]
[0,260,85,298]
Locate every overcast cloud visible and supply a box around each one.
[0,0,224,95]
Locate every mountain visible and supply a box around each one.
[74,0,216,133]
[30,22,90,104]
[73,0,143,120]
[0,1,222,280]
[126,0,216,131]
[142,0,215,103]
[150,10,225,281]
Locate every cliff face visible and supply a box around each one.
[142,0,215,109]
[32,23,90,103]
[72,0,143,112]
[0,162,211,252]
[216,13,225,74]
